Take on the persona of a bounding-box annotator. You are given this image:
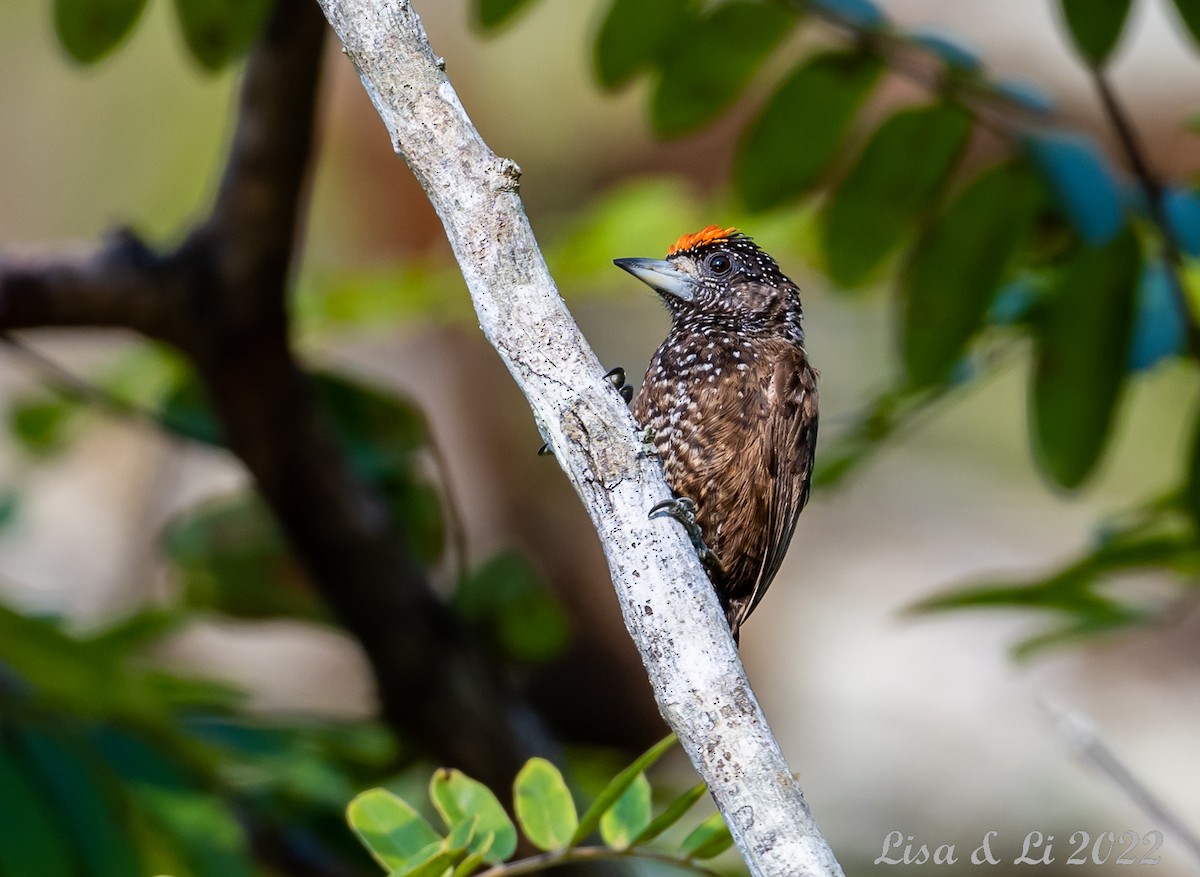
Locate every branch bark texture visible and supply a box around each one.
[313,2,844,874]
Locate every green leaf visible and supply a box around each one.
[9,396,77,456]
[631,782,708,846]
[19,731,140,877]
[54,0,147,64]
[172,0,271,71]
[1188,408,1200,533]
[737,50,883,211]
[165,492,326,623]
[311,371,428,477]
[347,789,443,872]
[397,847,462,877]
[821,103,973,289]
[430,769,517,863]
[100,734,252,877]
[158,373,223,445]
[1058,0,1132,66]
[912,525,1185,656]
[452,846,491,877]
[0,736,77,877]
[1031,230,1140,489]
[901,161,1043,386]
[513,758,578,851]
[572,733,676,845]
[652,2,796,136]
[599,773,651,850]
[595,0,698,89]
[1170,0,1200,48]
[473,0,537,31]
[680,812,734,860]
[454,552,570,663]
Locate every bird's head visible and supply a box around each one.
[614,225,802,337]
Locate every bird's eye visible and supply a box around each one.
[708,254,731,275]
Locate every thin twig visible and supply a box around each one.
[1040,698,1200,866]
[0,332,171,432]
[1090,68,1200,357]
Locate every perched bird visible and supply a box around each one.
[614,226,818,642]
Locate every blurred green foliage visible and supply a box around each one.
[0,603,395,876]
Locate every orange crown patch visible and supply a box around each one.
[667,225,740,256]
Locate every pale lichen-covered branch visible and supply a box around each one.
[313,2,845,874]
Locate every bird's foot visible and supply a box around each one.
[649,496,719,571]
[538,366,634,456]
[605,366,634,404]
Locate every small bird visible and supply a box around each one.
[614,226,818,642]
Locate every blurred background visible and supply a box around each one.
[2,0,1200,874]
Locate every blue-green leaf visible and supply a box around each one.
[808,0,885,29]
[1023,132,1126,245]
[737,50,883,211]
[1163,187,1200,257]
[1128,261,1186,371]
[991,78,1056,114]
[822,103,973,289]
[652,2,796,136]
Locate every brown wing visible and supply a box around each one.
[722,343,818,636]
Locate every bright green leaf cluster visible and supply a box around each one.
[347,735,733,876]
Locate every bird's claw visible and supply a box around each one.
[649,497,719,571]
[605,366,634,404]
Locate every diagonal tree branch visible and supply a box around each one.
[314,2,844,875]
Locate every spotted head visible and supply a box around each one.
[614,225,803,339]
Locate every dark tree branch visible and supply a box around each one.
[1090,68,1200,358]
[0,0,554,791]
[0,229,183,337]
